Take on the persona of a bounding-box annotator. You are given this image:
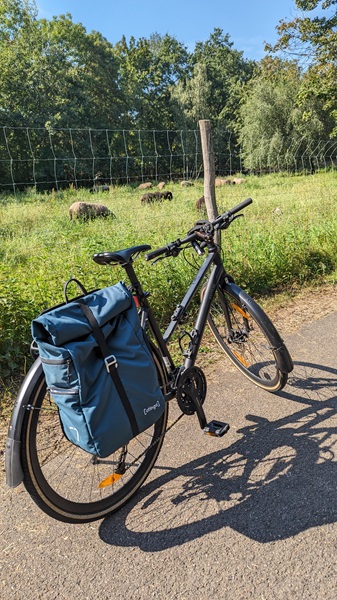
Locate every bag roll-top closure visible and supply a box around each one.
[32,282,132,346]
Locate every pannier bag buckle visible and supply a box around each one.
[105,355,118,371]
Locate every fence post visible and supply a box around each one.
[199,120,220,245]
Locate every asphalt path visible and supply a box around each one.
[1,311,337,599]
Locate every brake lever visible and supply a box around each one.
[151,255,167,266]
[187,220,209,236]
[216,213,244,230]
[150,243,183,265]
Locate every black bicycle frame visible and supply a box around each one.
[123,245,225,375]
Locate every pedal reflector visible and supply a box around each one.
[204,420,230,437]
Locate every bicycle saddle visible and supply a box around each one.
[93,244,151,265]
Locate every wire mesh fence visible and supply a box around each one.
[0,126,336,193]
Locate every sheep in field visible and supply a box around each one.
[92,172,110,193]
[140,191,173,204]
[69,202,114,221]
[161,190,173,200]
[91,184,110,193]
[196,195,205,210]
[215,178,233,187]
[137,182,153,190]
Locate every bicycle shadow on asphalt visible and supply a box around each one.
[99,361,337,551]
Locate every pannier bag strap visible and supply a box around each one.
[63,278,89,303]
[77,300,140,439]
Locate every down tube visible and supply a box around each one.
[184,263,224,370]
[163,251,216,344]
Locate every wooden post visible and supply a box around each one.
[199,120,220,245]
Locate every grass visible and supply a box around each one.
[0,170,336,388]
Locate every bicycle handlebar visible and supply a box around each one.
[144,242,179,262]
[145,197,253,262]
[218,196,253,219]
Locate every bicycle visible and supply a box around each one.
[6,197,293,523]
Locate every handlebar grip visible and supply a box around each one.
[229,197,253,215]
[145,245,169,261]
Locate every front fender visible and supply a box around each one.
[5,358,43,488]
[223,282,293,374]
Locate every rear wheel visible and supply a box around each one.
[203,284,289,392]
[21,351,168,523]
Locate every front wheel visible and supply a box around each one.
[203,282,292,392]
[20,349,168,524]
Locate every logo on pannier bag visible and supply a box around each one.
[144,400,161,416]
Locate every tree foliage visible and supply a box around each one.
[267,0,337,134]
[114,33,188,129]
[171,62,212,127]
[0,5,123,128]
[0,0,337,186]
[238,57,333,171]
[175,28,254,129]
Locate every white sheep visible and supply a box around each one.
[137,182,153,190]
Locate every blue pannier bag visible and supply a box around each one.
[31,281,165,458]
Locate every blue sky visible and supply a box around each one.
[35,0,299,61]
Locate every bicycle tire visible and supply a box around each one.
[202,283,289,392]
[20,347,168,524]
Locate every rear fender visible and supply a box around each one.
[5,358,43,488]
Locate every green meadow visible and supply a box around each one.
[0,171,336,381]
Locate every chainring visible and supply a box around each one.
[176,366,207,415]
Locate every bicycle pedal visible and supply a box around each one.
[203,420,230,437]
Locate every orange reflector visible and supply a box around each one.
[232,350,249,367]
[133,295,141,308]
[231,303,250,320]
[98,473,123,488]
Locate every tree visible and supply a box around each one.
[0,0,36,41]
[171,62,212,128]
[0,3,125,185]
[267,0,337,134]
[113,33,189,179]
[238,58,332,171]
[190,28,255,131]
[0,9,123,129]
[114,33,188,130]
